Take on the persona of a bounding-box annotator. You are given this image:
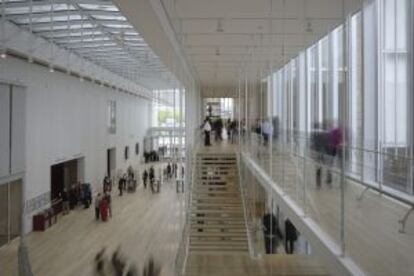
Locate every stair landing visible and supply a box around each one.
[185,254,329,276]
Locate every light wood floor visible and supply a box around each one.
[185,253,328,276]
[249,144,414,276]
[0,165,185,276]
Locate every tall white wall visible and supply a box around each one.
[0,57,151,232]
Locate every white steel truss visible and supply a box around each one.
[0,0,176,90]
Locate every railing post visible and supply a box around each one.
[303,137,308,217]
[237,153,256,259]
[340,143,346,257]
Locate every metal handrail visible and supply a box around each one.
[236,153,256,259]
[275,129,414,161]
[174,134,200,276]
[248,132,414,233]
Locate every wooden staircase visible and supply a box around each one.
[185,254,329,276]
[189,152,248,253]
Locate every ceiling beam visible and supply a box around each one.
[19,19,128,29]
[1,0,113,9]
[35,26,134,36]
[113,0,196,86]
[6,9,120,20]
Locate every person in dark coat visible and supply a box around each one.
[285,219,298,254]
[143,256,161,276]
[143,170,148,189]
[215,118,223,141]
[69,185,78,209]
[166,163,172,179]
[311,123,330,189]
[94,193,101,220]
[118,177,124,196]
[61,188,69,215]
[149,166,155,187]
[112,248,126,276]
[173,163,178,178]
[262,212,281,254]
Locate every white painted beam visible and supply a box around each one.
[112,0,197,87]
[0,20,154,99]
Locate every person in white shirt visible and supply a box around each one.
[261,119,273,146]
[203,118,212,146]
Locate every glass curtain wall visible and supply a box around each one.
[379,0,412,193]
[149,89,185,158]
[265,5,412,196]
[240,1,414,274]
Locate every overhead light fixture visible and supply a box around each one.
[305,21,313,33]
[80,76,84,82]
[0,49,7,59]
[216,19,224,33]
[49,65,55,73]
[215,47,221,56]
[28,56,34,63]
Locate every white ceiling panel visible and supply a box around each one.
[161,0,362,88]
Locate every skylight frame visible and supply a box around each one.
[0,0,175,89]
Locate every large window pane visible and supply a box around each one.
[380,0,411,193]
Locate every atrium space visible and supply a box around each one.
[1,1,414,276]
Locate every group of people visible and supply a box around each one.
[262,212,298,254]
[202,117,241,146]
[311,121,342,188]
[143,151,160,163]
[252,117,280,146]
[95,191,112,222]
[95,166,138,222]
[94,248,162,276]
[226,118,239,143]
[118,166,137,196]
[60,183,92,215]
[164,162,179,179]
[142,166,159,193]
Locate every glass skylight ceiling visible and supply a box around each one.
[0,0,175,89]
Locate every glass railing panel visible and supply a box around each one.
[269,129,343,248]
[343,146,414,276]
[244,128,414,276]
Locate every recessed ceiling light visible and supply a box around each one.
[216,19,224,33]
[215,47,221,56]
[306,21,313,33]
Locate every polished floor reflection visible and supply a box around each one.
[0,167,185,276]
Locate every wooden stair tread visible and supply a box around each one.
[190,152,247,254]
[190,232,247,237]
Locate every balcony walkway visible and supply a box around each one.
[245,142,414,276]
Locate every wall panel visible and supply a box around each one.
[0,84,10,178]
[11,86,26,174]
